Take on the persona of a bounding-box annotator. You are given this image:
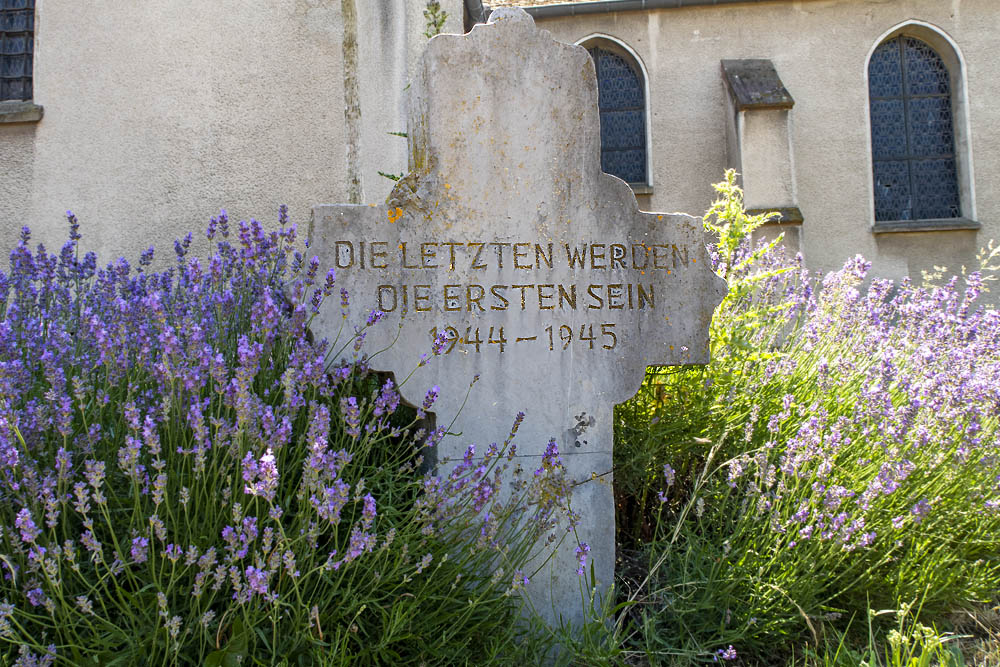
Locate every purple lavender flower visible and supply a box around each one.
[163,544,183,563]
[574,542,590,576]
[415,553,433,574]
[340,397,361,439]
[714,645,737,661]
[373,378,400,417]
[431,328,449,355]
[361,493,377,529]
[14,509,40,544]
[244,566,274,602]
[910,498,931,524]
[26,588,48,608]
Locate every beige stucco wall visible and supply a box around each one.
[0,1,462,263]
[533,0,1000,283]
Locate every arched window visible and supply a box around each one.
[584,41,648,187]
[868,35,960,222]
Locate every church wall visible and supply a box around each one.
[0,0,462,265]
[532,0,1000,283]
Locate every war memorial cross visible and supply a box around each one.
[309,8,724,626]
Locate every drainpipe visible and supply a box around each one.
[464,0,487,30]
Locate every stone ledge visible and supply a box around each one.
[872,218,980,234]
[746,207,803,225]
[721,59,794,111]
[0,101,43,124]
[629,184,653,195]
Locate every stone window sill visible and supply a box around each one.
[746,207,803,225]
[872,217,980,234]
[629,184,653,195]
[0,101,43,124]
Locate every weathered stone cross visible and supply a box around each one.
[309,8,724,627]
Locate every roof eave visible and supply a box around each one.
[486,0,776,18]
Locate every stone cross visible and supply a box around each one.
[309,8,725,628]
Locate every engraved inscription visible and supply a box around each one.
[330,236,682,353]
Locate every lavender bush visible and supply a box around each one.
[615,172,1000,664]
[0,211,576,665]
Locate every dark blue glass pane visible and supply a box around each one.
[0,52,24,76]
[596,50,643,109]
[870,99,906,160]
[912,159,960,219]
[601,149,646,184]
[908,96,954,157]
[1,9,30,30]
[869,40,902,97]
[905,37,950,95]
[600,110,644,151]
[2,35,25,54]
[870,35,959,221]
[873,160,911,221]
[589,46,647,183]
[0,77,25,100]
[1,0,34,100]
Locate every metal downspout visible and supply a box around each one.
[464,0,488,27]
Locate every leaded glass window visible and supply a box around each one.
[869,36,960,221]
[588,46,647,185]
[0,0,34,101]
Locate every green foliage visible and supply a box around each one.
[799,602,969,667]
[0,213,576,664]
[613,171,1000,665]
[423,1,448,39]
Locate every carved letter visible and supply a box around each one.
[537,284,555,310]
[565,244,587,269]
[400,242,421,269]
[370,241,388,269]
[443,285,462,311]
[490,285,510,311]
[607,284,625,309]
[637,283,654,309]
[467,284,486,312]
[610,244,626,270]
[558,284,577,310]
[673,244,689,267]
[652,245,670,270]
[335,241,355,269]
[441,242,462,271]
[490,242,511,268]
[377,285,397,312]
[513,243,532,269]
[586,284,604,309]
[631,243,649,270]
[590,243,606,269]
[413,284,432,312]
[511,284,533,310]
[470,242,487,270]
[535,243,553,269]
[420,242,438,269]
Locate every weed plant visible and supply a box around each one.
[615,172,1000,665]
[0,211,576,665]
